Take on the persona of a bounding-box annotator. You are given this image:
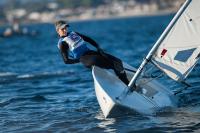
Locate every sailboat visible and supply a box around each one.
[92,0,200,118]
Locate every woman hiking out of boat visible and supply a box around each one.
[55,20,129,85]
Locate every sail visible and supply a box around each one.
[152,0,200,81]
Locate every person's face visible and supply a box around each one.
[57,26,68,37]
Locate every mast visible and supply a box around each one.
[128,0,192,90]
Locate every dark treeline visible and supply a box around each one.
[57,0,107,8]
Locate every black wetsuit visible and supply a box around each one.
[58,32,129,85]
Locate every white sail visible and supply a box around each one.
[152,0,200,81]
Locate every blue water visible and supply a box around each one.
[0,14,200,132]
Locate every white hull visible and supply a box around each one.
[92,64,177,118]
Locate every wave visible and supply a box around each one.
[17,71,76,79]
[0,72,17,78]
[0,95,47,108]
[0,71,76,84]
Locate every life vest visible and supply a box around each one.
[58,31,89,59]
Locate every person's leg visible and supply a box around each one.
[80,51,129,85]
[103,53,130,85]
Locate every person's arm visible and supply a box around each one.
[76,32,100,50]
[59,41,79,64]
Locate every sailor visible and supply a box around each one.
[55,20,129,85]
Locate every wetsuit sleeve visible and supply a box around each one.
[59,41,80,64]
[76,32,100,50]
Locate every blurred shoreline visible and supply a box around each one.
[69,9,176,23]
[0,9,176,27]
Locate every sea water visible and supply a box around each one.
[0,14,200,132]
